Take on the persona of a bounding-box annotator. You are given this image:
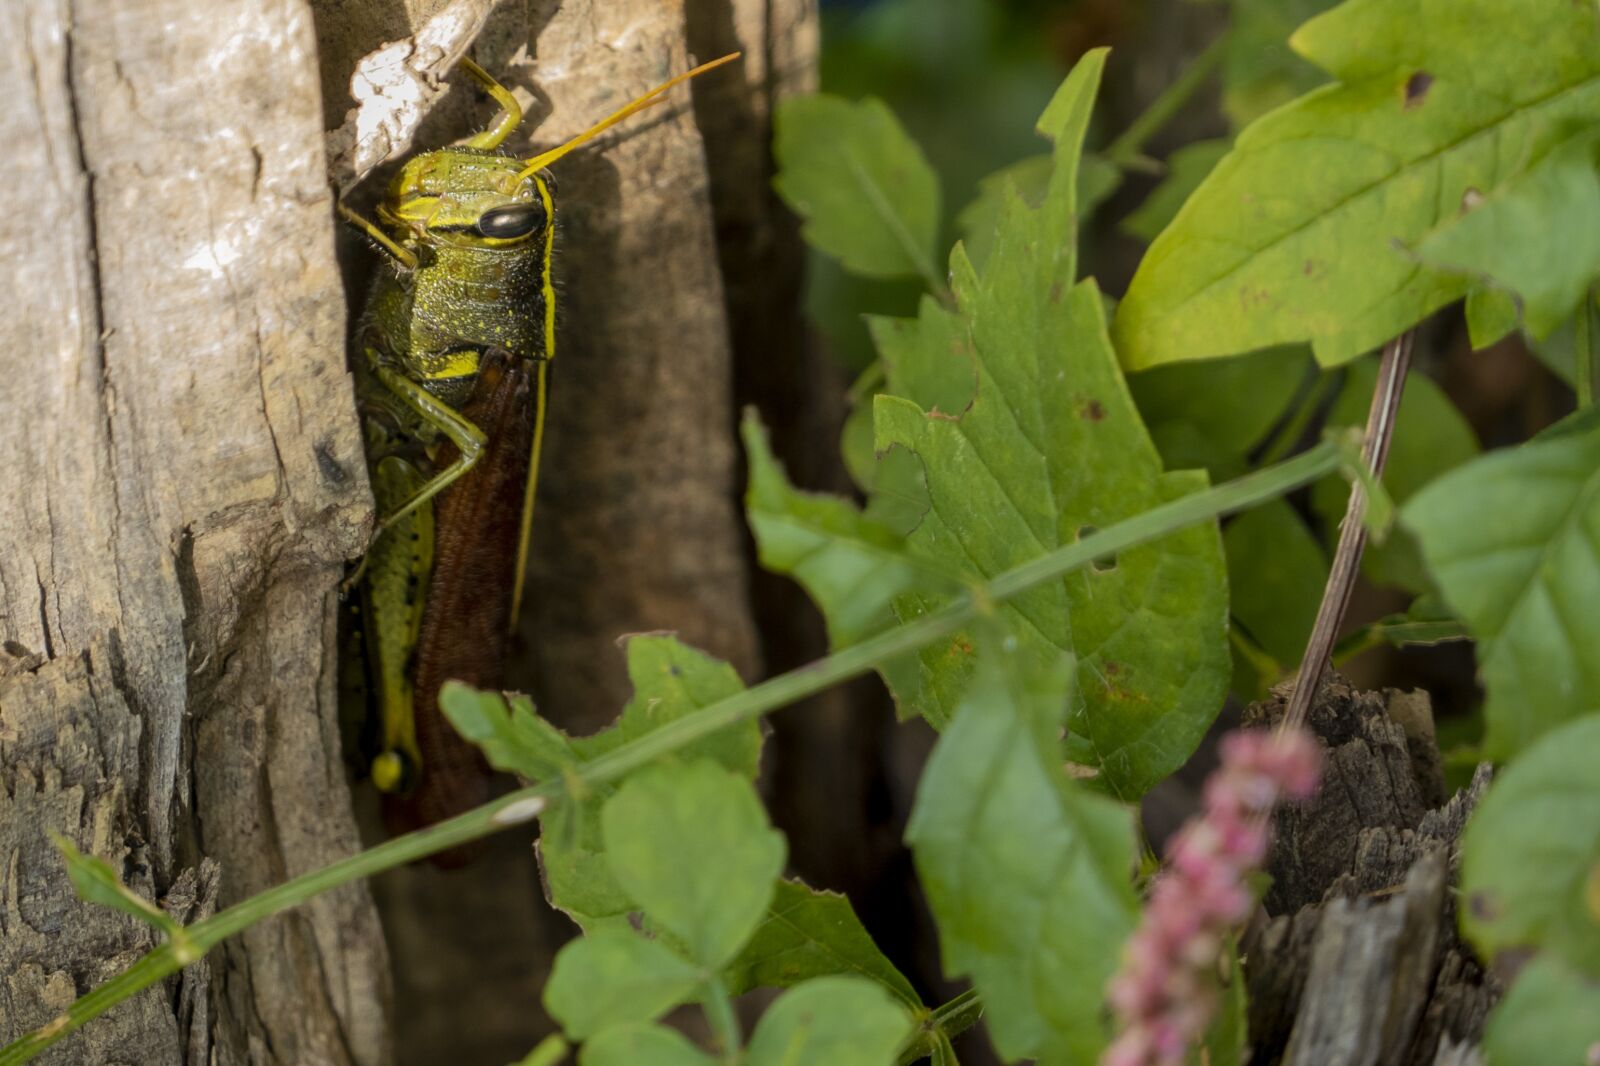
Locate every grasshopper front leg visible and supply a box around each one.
[345,352,487,589]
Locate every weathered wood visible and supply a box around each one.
[1242,681,1498,1066]
[0,1,389,1062]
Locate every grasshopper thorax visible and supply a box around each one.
[379,149,556,254]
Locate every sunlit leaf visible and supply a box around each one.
[1115,0,1600,368]
[874,51,1230,794]
[1414,124,1600,339]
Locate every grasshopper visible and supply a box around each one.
[341,53,739,829]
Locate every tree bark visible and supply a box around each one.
[1,1,388,1064]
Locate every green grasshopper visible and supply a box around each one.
[341,53,739,826]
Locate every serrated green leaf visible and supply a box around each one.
[724,878,922,1009]
[1115,0,1600,369]
[439,683,573,781]
[906,643,1138,1064]
[775,95,941,282]
[1414,124,1600,339]
[958,154,1052,275]
[579,1025,716,1066]
[544,928,704,1040]
[1128,345,1311,480]
[1403,413,1600,758]
[529,637,763,931]
[1221,0,1336,128]
[746,977,915,1066]
[1121,139,1230,244]
[870,51,1230,794]
[1313,359,1480,592]
[1481,952,1600,1066]
[1224,499,1328,667]
[743,411,933,648]
[52,833,180,939]
[602,760,786,968]
[1459,715,1600,975]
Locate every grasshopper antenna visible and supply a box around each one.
[510,52,740,186]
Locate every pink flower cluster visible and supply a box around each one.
[1102,727,1322,1066]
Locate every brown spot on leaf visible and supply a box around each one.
[1083,398,1105,422]
[1404,71,1433,109]
[1048,280,1065,304]
[1467,891,1501,922]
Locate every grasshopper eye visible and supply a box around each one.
[477,202,546,239]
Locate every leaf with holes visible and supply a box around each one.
[1413,123,1600,339]
[1115,0,1600,368]
[872,50,1230,795]
[1403,411,1600,758]
[774,95,941,282]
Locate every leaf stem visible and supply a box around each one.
[898,988,985,1065]
[703,976,742,1059]
[1105,35,1226,169]
[0,441,1341,1066]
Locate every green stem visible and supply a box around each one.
[703,977,742,1060]
[898,989,986,1065]
[0,442,1340,1066]
[1575,285,1598,408]
[1105,35,1226,169]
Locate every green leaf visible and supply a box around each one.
[1413,124,1600,339]
[724,878,922,1010]
[1480,953,1600,1066]
[1402,414,1600,758]
[774,95,941,282]
[1115,0,1600,369]
[1200,943,1249,1066]
[1313,359,1480,592]
[746,977,915,1066]
[544,928,704,1040]
[1224,499,1328,667]
[509,1034,569,1066]
[1121,139,1230,244]
[52,833,180,940]
[872,50,1231,794]
[743,411,933,649]
[439,682,573,781]
[957,154,1052,275]
[530,637,763,931]
[1128,345,1311,480]
[578,1025,716,1066]
[1221,0,1337,129]
[602,760,786,968]
[906,644,1138,1064]
[1459,714,1600,975]
[1464,287,1522,350]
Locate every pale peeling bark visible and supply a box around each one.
[0,1,388,1064]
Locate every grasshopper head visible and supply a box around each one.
[380,149,556,251]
